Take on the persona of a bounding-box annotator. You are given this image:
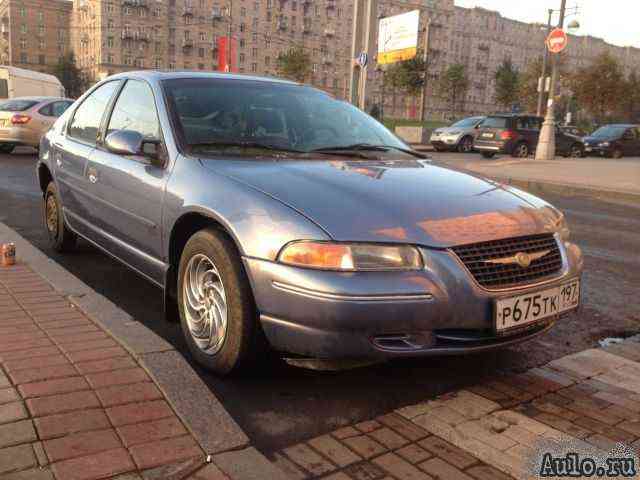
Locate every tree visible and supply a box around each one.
[436,64,469,118]
[494,59,520,110]
[276,46,312,83]
[519,57,543,113]
[621,70,640,123]
[382,53,427,118]
[54,53,84,98]
[570,52,626,123]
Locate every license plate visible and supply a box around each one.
[481,132,494,138]
[495,279,580,333]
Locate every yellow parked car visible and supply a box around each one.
[0,97,73,153]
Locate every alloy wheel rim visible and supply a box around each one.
[461,138,472,152]
[183,254,228,355]
[45,195,58,237]
[518,145,528,157]
[571,147,582,157]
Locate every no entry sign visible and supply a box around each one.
[546,28,568,53]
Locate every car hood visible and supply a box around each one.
[201,157,562,248]
[433,127,463,135]
[584,135,617,144]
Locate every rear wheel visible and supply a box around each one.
[512,142,530,158]
[481,152,496,159]
[0,144,15,154]
[457,136,474,154]
[177,228,266,375]
[44,182,77,253]
[569,144,584,158]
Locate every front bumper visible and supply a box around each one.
[244,241,583,359]
[430,135,461,150]
[474,140,510,154]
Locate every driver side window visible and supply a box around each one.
[107,80,160,141]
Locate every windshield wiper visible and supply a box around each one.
[310,143,428,159]
[189,141,305,154]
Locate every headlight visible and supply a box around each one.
[599,142,610,147]
[278,241,423,271]
[555,215,570,241]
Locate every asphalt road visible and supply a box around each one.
[1,148,639,454]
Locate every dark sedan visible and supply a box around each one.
[37,72,583,375]
[583,125,640,158]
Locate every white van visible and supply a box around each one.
[0,66,65,99]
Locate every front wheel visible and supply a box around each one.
[177,228,266,375]
[612,148,623,159]
[0,144,15,154]
[44,182,77,253]
[457,136,474,154]
[569,144,584,158]
[481,151,496,159]
[512,142,530,158]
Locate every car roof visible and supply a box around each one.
[107,70,300,86]
[601,124,637,128]
[485,113,540,118]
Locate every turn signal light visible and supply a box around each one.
[500,130,515,140]
[11,114,31,125]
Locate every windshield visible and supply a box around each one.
[163,78,407,154]
[591,126,627,138]
[0,99,39,112]
[479,117,508,129]
[451,117,481,128]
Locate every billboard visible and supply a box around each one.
[378,10,420,65]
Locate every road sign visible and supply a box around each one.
[356,52,368,67]
[546,28,568,53]
[378,10,420,65]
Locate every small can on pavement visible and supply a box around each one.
[1,243,16,267]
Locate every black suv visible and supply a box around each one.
[474,114,584,159]
[582,125,640,158]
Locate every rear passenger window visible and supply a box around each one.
[68,81,121,145]
[38,104,53,116]
[516,118,529,130]
[51,101,72,117]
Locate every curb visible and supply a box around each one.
[0,222,287,479]
[491,175,640,205]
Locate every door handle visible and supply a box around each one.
[55,153,62,168]
[88,173,98,184]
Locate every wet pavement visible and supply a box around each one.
[1,148,638,454]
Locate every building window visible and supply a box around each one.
[39,39,45,50]
[240,23,245,32]
[252,32,258,42]
[198,48,205,58]
[107,54,114,64]
[20,24,27,34]
[19,39,27,49]
[251,48,257,57]
[20,52,27,63]
[199,31,206,41]
[251,63,257,72]
[38,25,45,36]
[169,62,176,70]
[240,7,246,16]
[154,57,162,68]
[254,1,259,11]
[239,39,245,48]
[265,56,270,66]
[124,56,132,65]
[124,7,131,15]
[107,37,114,48]
[37,12,44,22]
[239,53,245,64]
[19,7,26,17]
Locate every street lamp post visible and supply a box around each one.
[536,9,554,117]
[535,0,568,161]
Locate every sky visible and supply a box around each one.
[454,0,640,49]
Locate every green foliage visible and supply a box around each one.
[382,53,426,95]
[436,63,469,116]
[276,46,312,83]
[570,52,626,123]
[519,57,543,113]
[622,70,640,123]
[494,59,520,109]
[54,53,84,98]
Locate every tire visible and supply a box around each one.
[569,144,584,158]
[177,228,266,375]
[0,144,15,154]
[481,151,496,159]
[512,142,529,158]
[612,148,623,159]
[44,182,77,253]
[457,136,474,154]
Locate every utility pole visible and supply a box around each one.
[418,17,432,122]
[349,0,378,110]
[225,0,233,72]
[535,0,566,161]
[536,9,553,117]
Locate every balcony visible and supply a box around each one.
[182,6,194,16]
[134,31,150,42]
[121,30,135,40]
[476,63,488,71]
[302,24,312,34]
[182,38,194,49]
[322,56,332,65]
[478,43,489,52]
[211,7,223,20]
[326,0,335,9]
[122,0,147,7]
[323,28,334,37]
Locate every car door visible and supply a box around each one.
[55,81,123,235]
[84,79,169,285]
[619,129,636,156]
[37,101,73,135]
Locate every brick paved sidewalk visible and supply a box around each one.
[272,343,640,479]
[0,264,230,480]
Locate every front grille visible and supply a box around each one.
[452,233,563,289]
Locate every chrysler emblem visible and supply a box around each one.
[485,250,550,268]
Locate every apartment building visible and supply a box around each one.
[0,0,71,74]
[69,0,352,98]
[371,0,640,119]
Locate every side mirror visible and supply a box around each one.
[105,130,163,167]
